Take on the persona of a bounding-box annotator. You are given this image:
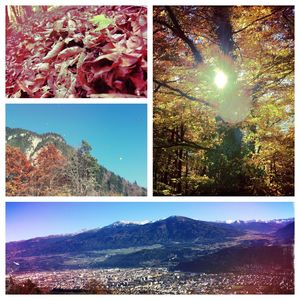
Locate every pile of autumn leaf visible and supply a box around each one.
[6,6,147,98]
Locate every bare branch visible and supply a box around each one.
[154,79,211,107]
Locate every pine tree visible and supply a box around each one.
[66,140,100,195]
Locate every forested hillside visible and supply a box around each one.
[153,6,294,196]
[6,127,146,196]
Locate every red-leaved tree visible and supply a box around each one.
[6,145,33,196]
[30,144,67,196]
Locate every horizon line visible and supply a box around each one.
[6,215,294,243]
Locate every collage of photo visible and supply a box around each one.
[3,2,296,297]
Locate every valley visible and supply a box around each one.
[6,216,294,294]
[7,267,293,294]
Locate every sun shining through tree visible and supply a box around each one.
[214,69,228,89]
[153,6,294,196]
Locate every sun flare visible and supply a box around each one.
[214,69,228,89]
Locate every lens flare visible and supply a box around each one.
[214,69,228,89]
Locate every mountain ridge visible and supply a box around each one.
[7,216,294,243]
[6,216,243,250]
[217,218,294,233]
[6,127,73,159]
[6,215,294,274]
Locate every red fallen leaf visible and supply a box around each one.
[77,52,86,65]
[53,19,65,32]
[115,15,127,27]
[89,52,120,66]
[119,53,140,67]
[67,19,77,33]
[57,46,82,60]
[65,33,84,44]
[41,92,52,98]
[18,74,47,96]
[129,68,146,92]
[126,35,144,50]
[43,40,65,62]
[93,64,114,80]
[113,80,125,91]
[16,80,34,97]
[131,14,147,39]
[81,56,116,81]
[77,63,94,94]
[141,58,147,70]
[34,62,50,72]
[100,70,115,88]
[101,42,116,53]
[113,65,132,78]
[110,33,125,43]
[64,53,81,68]
[32,74,47,89]
[83,33,107,49]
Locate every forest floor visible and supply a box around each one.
[6,6,147,98]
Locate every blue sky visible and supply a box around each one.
[6,104,147,187]
[6,202,294,242]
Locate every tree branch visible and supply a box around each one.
[233,9,284,34]
[154,79,211,107]
[164,6,203,64]
[154,141,211,151]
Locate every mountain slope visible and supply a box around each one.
[275,222,294,243]
[228,219,293,234]
[6,216,295,274]
[6,127,146,196]
[6,127,73,159]
[72,216,242,249]
[6,216,243,257]
[175,245,294,273]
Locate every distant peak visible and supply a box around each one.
[167,215,187,220]
[109,220,151,227]
[218,218,294,224]
[225,220,234,224]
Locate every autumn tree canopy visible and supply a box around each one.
[30,144,67,196]
[6,140,145,196]
[6,145,33,196]
[6,144,67,196]
[153,6,294,196]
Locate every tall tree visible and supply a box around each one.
[6,145,33,196]
[153,6,294,196]
[66,140,100,196]
[29,144,66,196]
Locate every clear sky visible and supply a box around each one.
[6,202,294,242]
[6,104,147,187]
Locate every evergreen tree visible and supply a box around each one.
[66,140,100,195]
